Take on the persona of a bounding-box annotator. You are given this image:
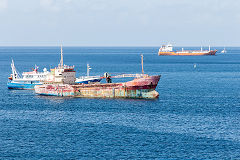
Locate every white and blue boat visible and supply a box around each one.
[75,64,102,84]
[7,59,49,90]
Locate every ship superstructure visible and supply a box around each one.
[44,46,76,85]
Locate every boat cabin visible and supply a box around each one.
[159,43,173,52]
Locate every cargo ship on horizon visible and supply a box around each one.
[158,44,217,56]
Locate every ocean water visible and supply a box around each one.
[0,46,240,159]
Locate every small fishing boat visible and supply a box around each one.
[7,59,49,89]
[75,64,102,84]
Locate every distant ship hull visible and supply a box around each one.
[35,75,161,99]
[158,50,217,56]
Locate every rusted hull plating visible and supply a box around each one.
[35,75,161,99]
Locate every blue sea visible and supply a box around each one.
[0,46,240,159]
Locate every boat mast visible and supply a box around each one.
[60,45,63,68]
[11,59,15,79]
[87,64,91,77]
[141,54,144,74]
[11,59,20,80]
[209,45,211,51]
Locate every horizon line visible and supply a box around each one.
[0,45,237,47]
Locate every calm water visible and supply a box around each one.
[0,46,240,159]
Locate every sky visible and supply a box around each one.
[0,0,239,46]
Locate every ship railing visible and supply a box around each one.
[56,65,75,69]
[111,74,148,78]
[64,65,74,69]
[77,76,101,79]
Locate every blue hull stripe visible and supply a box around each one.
[7,82,42,90]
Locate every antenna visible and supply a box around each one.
[141,54,144,74]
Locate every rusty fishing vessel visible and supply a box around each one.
[35,48,161,99]
[158,44,217,56]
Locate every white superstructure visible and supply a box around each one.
[44,46,76,84]
[9,59,49,82]
[159,43,173,52]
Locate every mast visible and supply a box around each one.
[87,64,91,77]
[11,59,20,80]
[201,46,203,51]
[141,54,144,74]
[60,45,63,68]
[209,45,211,51]
[34,64,38,72]
[11,59,15,79]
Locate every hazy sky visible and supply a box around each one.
[0,0,239,46]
